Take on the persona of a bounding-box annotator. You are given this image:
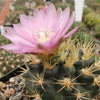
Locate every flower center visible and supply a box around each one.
[39,32,50,43]
[38,31,54,43]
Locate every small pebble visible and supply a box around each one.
[9,77,15,83]
[9,83,13,87]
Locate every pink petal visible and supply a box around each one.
[43,6,48,14]
[20,14,28,26]
[13,24,39,44]
[20,15,37,33]
[20,11,45,33]
[45,3,57,30]
[1,44,21,50]
[12,47,44,54]
[51,7,70,39]
[5,27,14,33]
[2,33,35,48]
[61,12,75,37]
[57,7,62,17]
[12,50,30,54]
[64,26,78,38]
[33,8,39,17]
[36,9,46,30]
[13,24,33,40]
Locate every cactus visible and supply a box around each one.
[55,3,69,10]
[93,23,100,39]
[84,13,100,29]
[13,0,28,7]
[20,37,100,100]
[8,10,27,24]
[83,7,94,17]
[85,0,100,10]
[0,35,24,75]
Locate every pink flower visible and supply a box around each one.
[1,3,78,56]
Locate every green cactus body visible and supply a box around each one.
[22,58,100,100]
[20,37,100,100]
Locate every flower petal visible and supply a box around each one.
[51,7,70,39]
[20,15,37,33]
[43,6,48,14]
[45,3,57,30]
[1,44,21,50]
[57,7,62,17]
[64,26,78,38]
[2,33,35,48]
[61,12,75,37]
[33,8,39,17]
[13,24,33,40]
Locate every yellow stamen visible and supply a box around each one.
[38,31,54,43]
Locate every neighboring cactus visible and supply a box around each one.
[21,37,100,100]
[84,13,100,29]
[12,0,27,7]
[0,35,24,75]
[73,32,93,43]
[55,3,74,13]
[55,3,69,10]
[8,10,26,24]
[8,2,28,24]
[69,22,87,33]
[83,7,94,17]
[14,6,28,15]
[93,23,100,39]
[85,0,100,10]
[0,49,24,74]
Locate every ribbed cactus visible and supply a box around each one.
[0,35,24,75]
[21,37,100,100]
